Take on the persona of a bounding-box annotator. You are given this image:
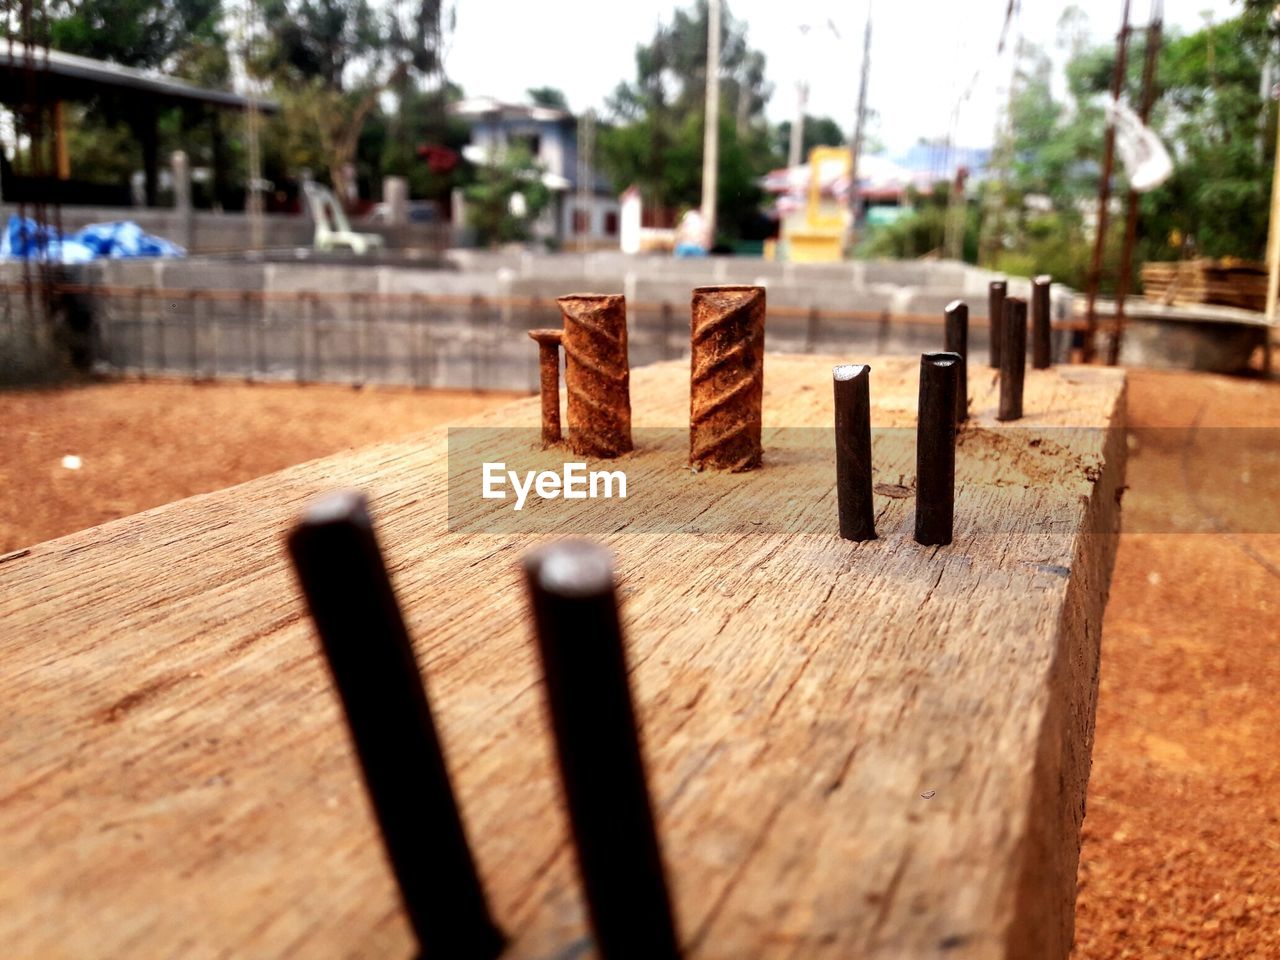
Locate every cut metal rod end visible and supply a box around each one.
[1031,275,1052,369]
[988,280,1007,369]
[915,353,960,547]
[558,293,633,458]
[523,539,681,960]
[998,296,1028,422]
[943,300,969,424]
[833,364,877,542]
[286,492,504,960]
[528,327,563,446]
[690,285,765,472]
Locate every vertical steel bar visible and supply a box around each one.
[528,328,564,445]
[987,280,1006,369]
[689,285,765,471]
[999,296,1028,422]
[559,293,633,458]
[833,364,877,542]
[286,491,504,960]
[944,300,969,424]
[522,539,681,960]
[1083,0,1134,362]
[915,352,960,546]
[1032,276,1052,369]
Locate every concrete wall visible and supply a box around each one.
[38,254,1074,390]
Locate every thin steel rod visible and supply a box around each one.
[1083,0,1134,362]
[528,328,563,445]
[999,296,1028,422]
[1031,276,1052,369]
[915,352,960,546]
[286,492,504,960]
[988,280,1006,369]
[944,299,968,423]
[523,540,681,960]
[833,364,877,542]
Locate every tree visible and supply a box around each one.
[463,147,551,246]
[598,0,776,242]
[257,0,449,207]
[773,115,846,164]
[48,0,226,79]
[527,87,570,110]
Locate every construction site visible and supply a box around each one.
[2,1,1278,958]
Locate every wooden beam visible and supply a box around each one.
[0,355,1126,959]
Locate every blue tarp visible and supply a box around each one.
[0,216,185,263]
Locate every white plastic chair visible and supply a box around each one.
[302,181,385,255]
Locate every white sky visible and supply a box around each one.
[444,0,1239,154]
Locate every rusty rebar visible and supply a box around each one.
[915,353,961,547]
[527,328,563,445]
[286,491,504,959]
[988,280,1007,369]
[523,539,681,960]
[558,293,633,458]
[944,299,969,424]
[833,364,877,542]
[1031,275,1052,369]
[999,296,1028,422]
[690,285,765,472]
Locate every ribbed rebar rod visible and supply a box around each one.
[689,285,765,472]
[944,299,969,424]
[558,293,632,458]
[915,353,960,546]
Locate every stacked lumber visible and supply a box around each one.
[1141,258,1267,312]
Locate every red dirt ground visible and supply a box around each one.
[2,370,1277,956]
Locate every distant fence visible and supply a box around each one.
[4,283,1080,392]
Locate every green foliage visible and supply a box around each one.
[527,87,570,110]
[599,0,776,242]
[463,147,552,246]
[49,0,226,78]
[774,115,846,162]
[865,184,980,262]
[257,0,447,205]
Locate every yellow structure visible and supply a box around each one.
[781,146,851,263]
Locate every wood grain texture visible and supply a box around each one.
[0,354,1126,960]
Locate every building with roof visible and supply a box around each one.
[0,41,278,208]
[449,96,619,248]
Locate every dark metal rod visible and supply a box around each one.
[523,540,681,960]
[987,280,1006,369]
[286,492,504,960]
[943,300,968,423]
[999,296,1028,422]
[528,328,563,445]
[833,364,877,542]
[1031,276,1052,369]
[915,352,960,547]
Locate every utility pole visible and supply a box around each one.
[1082,0,1133,363]
[1107,0,1162,365]
[846,3,872,251]
[788,81,808,170]
[576,107,595,253]
[700,0,722,246]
